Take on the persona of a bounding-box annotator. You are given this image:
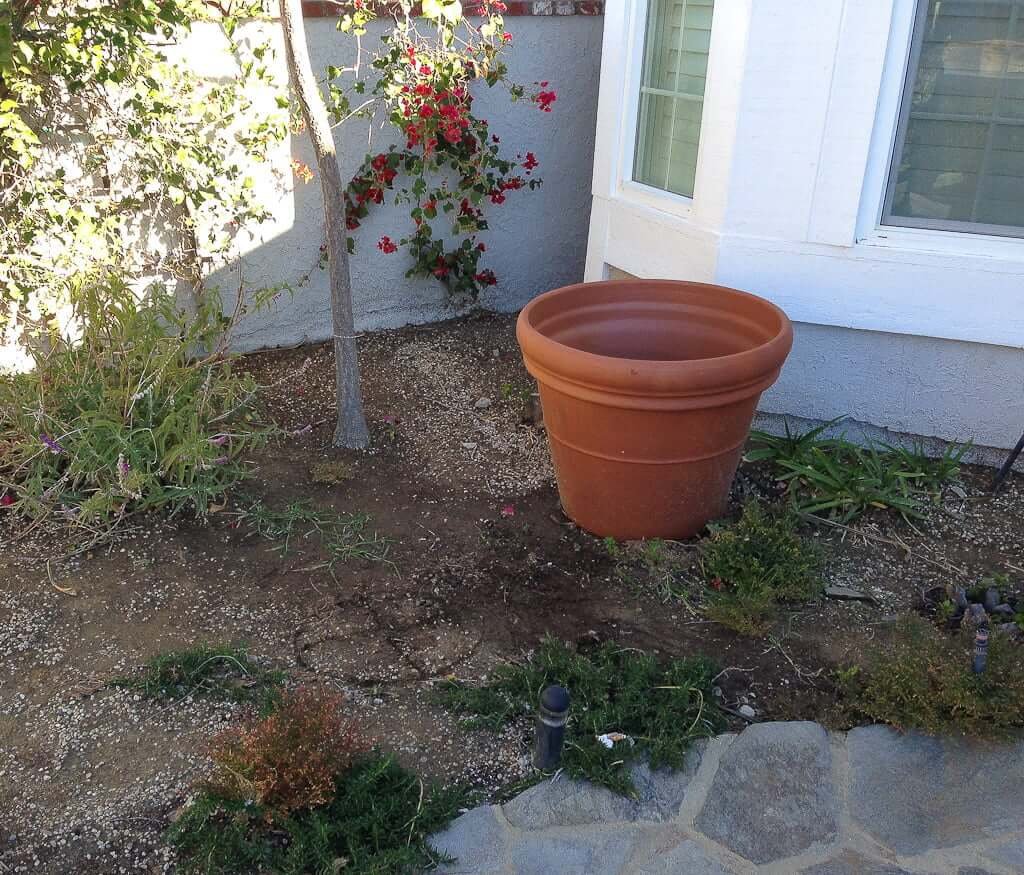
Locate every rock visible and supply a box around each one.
[460,442,477,450]
[825,585,875,603]
[983,837,1024,870]
[695,722,839,864]
[631,832,738,874]
[509,829,643,875]
[953,587,969,608]
[992,603,1014,615]
[737,704,757,720]
[800,850,914,874]
[983,588,1001,612]
[502,777,636,829]
[965,603,989,627]
[430,806,508,874]
[847,725,1024,856]
[473,397,492,409]
[629,744,706,821]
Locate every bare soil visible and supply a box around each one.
[2,312,1022,874]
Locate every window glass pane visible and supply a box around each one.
[886,0,1024,234]
[633,0,714,198]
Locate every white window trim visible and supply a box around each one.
[856,0,1024,262]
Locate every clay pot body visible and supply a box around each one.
[516,279,793,539]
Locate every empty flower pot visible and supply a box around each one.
[516,279,793,539]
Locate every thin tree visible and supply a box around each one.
[279,0,370,448]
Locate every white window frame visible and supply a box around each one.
[603,0,721,219]
[857,0,1024,259]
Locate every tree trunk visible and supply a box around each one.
[279,0,370,449]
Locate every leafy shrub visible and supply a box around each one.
[112,644,283,710]
[171,706,466,875]
[747,418,966,521]
[0,277,266,532]
[841,617,1024,737]
[205,687,366,819]
[701,501,822,635]
[435,637,725,796]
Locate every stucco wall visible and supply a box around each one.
[209,15,604,352]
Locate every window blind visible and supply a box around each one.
[633,0,714,198]
[886,0,1024,235]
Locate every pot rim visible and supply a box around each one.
[516,279,794,400]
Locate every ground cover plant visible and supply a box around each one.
[747,418,966,521]
[236,498,391,569]
[700,501,823,635]
[435,637,726,796]
[112,644,284,710]
[839,616,1024,738]
[169,687,466,874]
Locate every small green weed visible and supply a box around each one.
[237,499,390,568]
[435,638,725,796]
[169,753,466,874]
[747,418,967,521]
[603,536,696,604]
[841,616,1024,737]
[112,644,284,709]
[701,502,822,635]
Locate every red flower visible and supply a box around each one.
[476,241,486,251]
[443,127,462,145]
[0,494,14,508]
[502,32,512,43]
[535,89,557,112]
[474,270,498,285]
[378,235,398,254]
[489,190,506,204]
[419,64,432,76]
[380,167,397,184]
[418,105,435,118]
[346,215,360,230]
[414,83,433,97]
[371,153,388,171]
[523,151,539,171]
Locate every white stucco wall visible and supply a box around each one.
[588,0,1024,455]
[206,15,604,352]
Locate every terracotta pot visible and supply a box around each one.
[516,279,793,539]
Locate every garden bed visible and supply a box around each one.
[2,312,1023,873]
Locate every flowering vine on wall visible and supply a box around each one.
[301,0,556,300]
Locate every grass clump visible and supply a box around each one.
[841,617,1024,738]
[747,417,966,521]
[237,498,391,568]
[701,501,822,635]
[169,688,465,875]
[112,644,284,709]
[435,638,725,796]
[603,537,695,605]
[0,279,267,536]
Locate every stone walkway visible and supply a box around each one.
[427,722,1024,874]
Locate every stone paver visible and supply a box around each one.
[427,722,1024,874]
[799,850,915,874]
[695,721,839,864]
[848,725,1024,856]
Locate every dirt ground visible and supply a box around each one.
[2,312,1023,874]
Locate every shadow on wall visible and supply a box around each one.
[205,15,604,354]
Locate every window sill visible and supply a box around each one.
[857,225,1024,266]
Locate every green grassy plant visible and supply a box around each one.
[0,278,266,535]
[435,638,725,796]
[841,617,1024,737]
[112,644,283,709]
[747,418,967,521]
[237,498,391,568]
[701,502,823,635]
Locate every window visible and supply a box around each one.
[633,0,714,198]
[884,0,1024,236]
